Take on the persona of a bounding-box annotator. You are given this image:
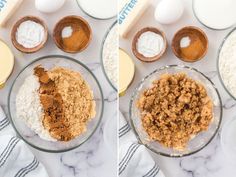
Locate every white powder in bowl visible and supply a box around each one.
[219,30,236,97]
[16,20,45,48]
[16,75,56,141]
[137,31,164,58]
[180,36,191,48]
[103,24,118,88]
[62,26,73,38]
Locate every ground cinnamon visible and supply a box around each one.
[180,34,205,61]
[62,23,89,51]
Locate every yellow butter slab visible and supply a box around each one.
[119,48,135,96]
[0,39,14,86]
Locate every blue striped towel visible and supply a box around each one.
[0,106,49,177]
[119,111,165,177]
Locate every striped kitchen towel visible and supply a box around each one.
[119,111,165,177]
[0,105,49,177]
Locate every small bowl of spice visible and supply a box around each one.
[53,15,92,53]
[172,26,208,62]
[11,16,48,53]
[132,27,167,62]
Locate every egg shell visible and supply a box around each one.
[155,0,184,25]
[35,0,65,13]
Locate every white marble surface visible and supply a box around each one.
[120,0,236,177]
[0,0,117,177]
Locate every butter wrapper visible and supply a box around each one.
[119,0,151,38]
[0,0,23,27]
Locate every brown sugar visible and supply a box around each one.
[34,66,96,141]
[137,73,213,150]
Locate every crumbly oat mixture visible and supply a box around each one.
[34,66,95,141]
[137,73,213,150]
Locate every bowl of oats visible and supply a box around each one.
[8,55,104,152]
[130,65,222,157]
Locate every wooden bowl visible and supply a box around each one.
[132,27,167,62]
[172,26,208,62]
[53,15,92,53]
[11,16,48,53]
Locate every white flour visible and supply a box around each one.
[103,24,118,88]
[16,20,44,48]
[137,31,164,57]
[219,30,236,97]
[16,75,56,141]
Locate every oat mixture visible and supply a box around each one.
[137,73,213,150]
[34,66,96,141]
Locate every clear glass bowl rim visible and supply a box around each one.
[7,55,104,153]
[217,27,236,100]
[100,20,118,91]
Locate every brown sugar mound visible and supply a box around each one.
[34,66,96,141]
[137,73,213,150]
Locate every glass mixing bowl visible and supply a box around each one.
[8,55,104,153]
[217,27,236,100]
[129,65,222,157]
[101,21,118,91]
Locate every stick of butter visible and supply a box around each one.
[119,48,135,96]
[0,0,23,27]
[119,0,151,38]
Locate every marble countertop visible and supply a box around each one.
[120,0,236,177]
[0,0,117,177]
